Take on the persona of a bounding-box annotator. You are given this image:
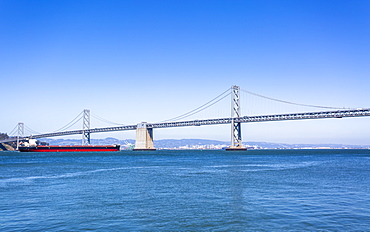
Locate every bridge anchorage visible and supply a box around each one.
[133,122,156,151]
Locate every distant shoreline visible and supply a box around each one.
[38,138,370,150]
[2,137,369,151]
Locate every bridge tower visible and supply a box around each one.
[133,122,156,151]
[82,109,91,145]
[16,122,24,150]
[226,85,247,151]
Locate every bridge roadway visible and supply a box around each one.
[3,108,370,142]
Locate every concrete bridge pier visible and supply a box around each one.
[133,122,156,151]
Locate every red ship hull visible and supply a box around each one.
[18,145,120,152]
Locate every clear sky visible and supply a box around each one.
[1,0,370,145]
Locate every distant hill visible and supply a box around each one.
[0,143,15,151]
[0,133,9,140]
[0,133,16,151]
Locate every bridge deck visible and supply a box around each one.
[2,108,370,142]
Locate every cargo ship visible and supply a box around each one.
[18,145,120,152]
[18,139,120,152]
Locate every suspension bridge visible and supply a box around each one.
[2,85,370,150]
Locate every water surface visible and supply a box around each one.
[1,149,369,231]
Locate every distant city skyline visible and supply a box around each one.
[1,0,370,145]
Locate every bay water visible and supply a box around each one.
[1,149,369,231]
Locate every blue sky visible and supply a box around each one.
[1,0,370,144]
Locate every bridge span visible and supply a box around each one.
[3,86,370,150]
[3,107,370,150]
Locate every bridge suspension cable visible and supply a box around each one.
[91,112,126,125]
[241,88,350,110]
[161,87,231,122]
[24,125,41,135]
[53,111,83,132]
[8,124,18,136]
